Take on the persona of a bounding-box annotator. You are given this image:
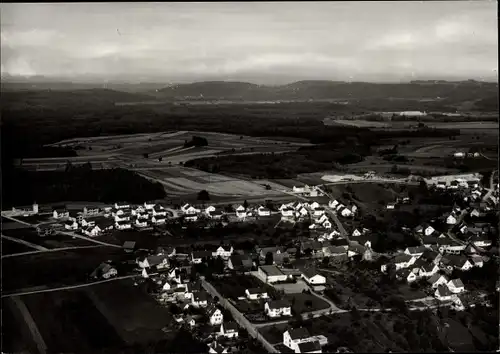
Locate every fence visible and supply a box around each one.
[201,279,279,353]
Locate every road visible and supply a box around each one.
[1,274,139,298]
[323,178,419,186]
[1,234,49,251]
[2,245,106,259]
[482,169,498,202]
[56,230,123,248]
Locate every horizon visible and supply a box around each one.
[1,2,498,84]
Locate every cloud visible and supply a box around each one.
[0,2,497,82]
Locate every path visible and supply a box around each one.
[1,234,49,251]
[2,245,105,259]
[1,274,139,298]
[1,213,35,227]
[55,230,122,248]
[10,296,47,354]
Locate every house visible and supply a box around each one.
[64,219,79,230]
[213,245,233,259]
[184,214,198,222]
[94,218,114,232]
[339,207,352,217]
[452,294,475,311]
[312,207,325,217]
[181,204,199,214]
[113,209,130,222]
[415,224,436,236]
[207,305,224,325]
[447,279,465,294]
[446,213,458,225]
[351,229,362,237]
[123,241,136,253]
[404,246,427,258]
[83,206,100,215]
[131,205,146,216]
[115,202,130,209]
[420,249,442,265]
[90,262,117,279]
[258,265,287,283]
[471,235,492,247]
[144,201,156,210]
[331,238,349,249]
[419,263,439,278]
[281,207,295,218]
[449,256,473,271]
[115,220,132,230]
[245,288,269,300]
[185,315,197,328]
[151,215,166,225]
[156,246,176,258]
[428,273,449,289]
[396,268,418,283]
[347,244,369,259]
[328,200,339,208]
[386,203,396,210]
[264,299,292,318]
[205,205,216,214]
[138,254,169,270]
[82,225,102,237]
[209,209,224,220]
[184,281,203,299]
[191,291,209,308]
[191,251,213,264]
[257,206,271,217]
[228,254,253,271]
[284,328,322,353]
[301,269,327,285]
[219,322,238,339]
[135,219,148,228]
[80,217,96,228]
[322,246,347,257]
[235,205,248,218]
[435,284,454,301]
[152,205,167,217]
[52,206,69,219]
[208,341,229,354]
[36,224,54,237]
[469,255,484,267]
[381,254,415,272]
[296,207,309,218]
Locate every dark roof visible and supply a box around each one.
[207,304,221,317]
[421,262,436,272]
[123,241,136,249]
[247,287,266,295]
[288,327,311,340]
[428,273,447,284]
[420,249,439,262]
[325,245,347,254]
[297,341,321,353]
[186,281,203,292]
[449,278,464,288]
[116,220,130,225]
[146,255,168,266]
[331,238,349,247]
[406,246,427,254]
[193,291,209,302]
[301,268,321,279]
[223,321,238,332]
[393,253,413,264]
[259,265,284,276]
[267,299,291,309]
[436,284,453,297]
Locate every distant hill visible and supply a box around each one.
[155,80,498,103]
[1,89,156,110]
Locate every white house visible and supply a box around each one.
[309,202,320,210]
[114,211,130,222]
[312,207,326,217]
[472,236,492,248]
[245,288,269,301]
[205,205,216,215]
[219,322,239,339]
[328,200,339,209]
[151,215,166,225]
[340,208,352,217]
[213,245,233,259]
[446,214,458,225]
[80,217,96,228]
[64,220,79,230]
[281,207,295,218]
[207,305,224,326]
[135,219,148,228]
[115,202,130,209]
[182,204,200,215]
[131,205,146,216]
[447,279,465,294]
[283,328,322,354]
[352,229,362,237]
[469,255,484,268]
[191,251,213,264]
[419,263,439,278]
[404,246,427,258]
[152,205,167,217]
[296,207,309,218]
[415,224,436,236]
[191,291,209,308]
[257,206,271,217]
[208,342,229,354]
[396,269,418,283]
[184,214,198,222]
[264,300,292,318]
[321,219,332,229]
[235,205,248,218]
[428,274,449,289]
[258,265,287,283]
[82,225,101,237]
[144,201,156,210]
[53,207,69,219]
[301,269,326,285]
[435,284,455,301]
[115,221,132,230]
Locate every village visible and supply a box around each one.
[3,171,499,353]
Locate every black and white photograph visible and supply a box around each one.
[1,1,498,353]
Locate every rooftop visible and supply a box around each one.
[259,265,285,277]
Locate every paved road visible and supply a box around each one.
[1,275,139,298]
[1,234,49,251]
[2,245,105,259]
[56,230,123,248]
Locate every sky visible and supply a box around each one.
[0,1,498,84]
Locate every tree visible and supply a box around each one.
[143,153,149,159]
[158,157,163,162]
[265,252,274,265]
[243,200,249,209]
[197,190,210,202]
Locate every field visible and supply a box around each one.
[211,275,273,300]
[1,239,34,255]
[85,280,174,344]
[2,227,99,249]
[140,166,287,197]
[2,248,132,292]
[285,292,330,314]
[18,290,124,352]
